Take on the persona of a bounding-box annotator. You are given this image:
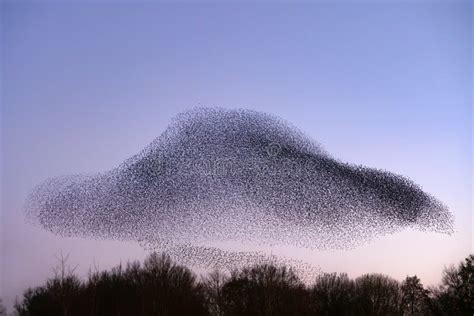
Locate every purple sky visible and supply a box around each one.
[1,1,472,311]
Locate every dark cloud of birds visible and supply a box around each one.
[25,108,453,269]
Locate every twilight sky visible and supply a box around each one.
[1,1,472,310]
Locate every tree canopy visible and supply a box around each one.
[12,253,474,316]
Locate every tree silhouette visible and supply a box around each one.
[430,254,474,315]
[202,269,227,316]
[13,252,474,316]
[400,275,429,315]
[353,274,401,316]
[221,263,308,316]
[142,253,208,315]
[310,272,355,315]
[15,253,83,316]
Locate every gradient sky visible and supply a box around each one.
[1,1,472,311]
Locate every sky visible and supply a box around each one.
[1,0,472,311]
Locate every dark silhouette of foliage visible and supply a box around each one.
[400,275,429,315]
[353,274,401,315]
[15,253,83,316]
[310,272,355,315]
[15,253,208,316]
[427,254,474,315]
[13,253,474,316]
[202,269,227,316]
[220,263,308,316]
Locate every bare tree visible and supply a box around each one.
[202,269,227,316]
[354,274,402,316]
[401,275,429,315]
[49,252,81,316]
[310,272,355,315]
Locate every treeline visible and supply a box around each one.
[12,253,474,316]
